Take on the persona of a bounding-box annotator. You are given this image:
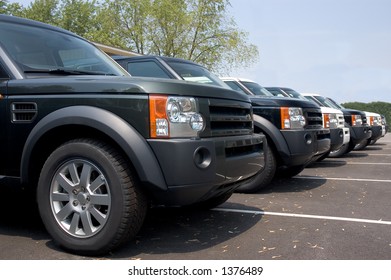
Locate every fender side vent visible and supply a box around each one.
[11,102,38,123]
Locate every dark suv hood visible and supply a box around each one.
[250,96,321,109]
[340,108,366,117]
[6,76,251,103]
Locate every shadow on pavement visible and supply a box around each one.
[107,203,262,259]
[259,176,327,195]
[0,177,263,259]
[306,159,347,169]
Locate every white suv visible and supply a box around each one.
[355,111,386,149]
[301,93,350,156]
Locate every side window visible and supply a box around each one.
[0,63,9,79]
[127,61,171,78]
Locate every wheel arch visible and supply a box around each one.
[253,114,290,165]
[20,105,167,191]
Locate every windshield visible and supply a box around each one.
[241,81,274,96]
[283,88,308,100]
[325,97,345,109]
[304,95,322,106]
[313,95,343,109]
[167,61,229,88]
[0,21,128,77]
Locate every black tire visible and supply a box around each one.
[354,139,371,150]
[370,139,378,145]
[37,138,147,256]
[316,151,330,162]
[346,140,358,153]
[189,191,233,210]
[235,146,277,193]
[276,165,305,178]
[329,143,349,158]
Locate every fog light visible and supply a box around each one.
[304,133,312,145]
[193,147,211,169]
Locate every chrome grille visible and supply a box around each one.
[304,108,323,129]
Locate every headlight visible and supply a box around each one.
[351,114,362,126]
[280,107,306,129]
[323,113,338,129]
[149,95,205,138]
[374,116,381,126]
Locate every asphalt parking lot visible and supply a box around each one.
[0,133,390,260]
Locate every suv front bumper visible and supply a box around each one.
[370,125,384,141]
[329,127,350,150]
[147,133,266,205]
[280,129,330,167]
[350,126,372,145]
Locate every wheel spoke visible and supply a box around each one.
[80,211,94,236]
[89,175,105,193]
[89,194,110,206]
[67,162,80,185]
[79,164,92,188]
[89,206,107,225]
[69,212,80,234]
[56,202,74,221]
[52,192,69,202]
[56,173,74,194]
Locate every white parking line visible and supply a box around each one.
[346,162,391,165]
[214,208,391,225]
[318,161,391,165]
[295,175,391,183]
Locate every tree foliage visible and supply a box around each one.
[0,0,6,13]
[1,0,259,74]
[342,101,391,124]
[1,0,24,15]
[23,0,60,25]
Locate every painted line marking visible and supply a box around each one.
[344,162,391,165]
[318,161,391,165]
[214,208,391,225]
[294,175,391,183]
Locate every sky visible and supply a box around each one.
[227,0,391,104]
[7,0,391,104]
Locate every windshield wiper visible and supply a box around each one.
[24,68,115,76]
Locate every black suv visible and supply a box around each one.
[114,56,331,192]
[0,15,266,255]
[318,97,372,156]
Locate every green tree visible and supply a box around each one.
[3,0,259,74]
[1,0,24,15]
[22,0,61,26]
[95,0,259,74]
[342,101,391,125]
[58,0,97,37]
[92,0,152,52]
[0,0,6,13]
